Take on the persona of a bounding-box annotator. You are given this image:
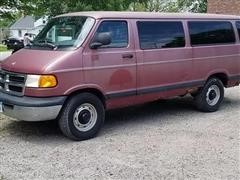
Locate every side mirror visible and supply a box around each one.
[90,32,112,49]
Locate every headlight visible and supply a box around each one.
[26,75,57,88]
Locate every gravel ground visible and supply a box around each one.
[0,87,239,180]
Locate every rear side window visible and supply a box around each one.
[189,21,235,46]
[95,21,128,48]
[137,21,185,50]
[236,21,240,37]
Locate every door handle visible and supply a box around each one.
[122,54,134,59]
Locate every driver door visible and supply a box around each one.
[82,19,137,106]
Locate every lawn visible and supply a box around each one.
[0,44,8,52]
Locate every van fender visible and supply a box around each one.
[204,69,230,85]
[63,84,105,97]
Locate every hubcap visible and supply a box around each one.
[73,103,97,132]
[206,85,220,106]
[209,90,217,100]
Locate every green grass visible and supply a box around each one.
[0,44,8,52]
[0,175,5,180]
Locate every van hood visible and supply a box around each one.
[1,48,80,74]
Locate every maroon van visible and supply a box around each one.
[0,12,240,140]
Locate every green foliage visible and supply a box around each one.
[40,0,143,16]
[0,19,12,27]
[0,0,207,28]
[0,44,8,52]
[133,0,207,13]
[176,0,207,13]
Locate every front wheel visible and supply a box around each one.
[194,78,224,112]
[59,93,105,141]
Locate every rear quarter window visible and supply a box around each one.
[188,21,236,46]
[137,21,185,50]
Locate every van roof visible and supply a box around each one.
[57,11,240,20]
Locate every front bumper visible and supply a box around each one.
[0,91,67,121]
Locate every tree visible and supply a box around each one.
[0,0,40,19]
[0,0,207,28]
[176,0,207,13]
[131,0,207,13]
[30,0,147,17]
[0,0,18,20]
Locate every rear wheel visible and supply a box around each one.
[59,93,105,140]
[194,78,224,112]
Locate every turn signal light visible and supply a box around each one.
[39,75,57,88]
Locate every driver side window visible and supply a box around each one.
[95,21,128,48]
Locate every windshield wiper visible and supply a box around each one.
[33,39,57,49]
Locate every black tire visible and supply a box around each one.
[59,93,105,141]
[194,78,224,112]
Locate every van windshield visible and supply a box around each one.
[30,16,95,50]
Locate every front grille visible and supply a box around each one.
[0,70,26,96]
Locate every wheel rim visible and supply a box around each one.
[73,103,97,132]
[206,85,221,106]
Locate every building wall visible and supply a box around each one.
[10,27,43,39]
[208,0,240,15]
[10,29,28,39]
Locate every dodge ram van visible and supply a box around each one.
[0,12,240,140]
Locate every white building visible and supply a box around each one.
[34,16,48,34]
[9,16,47,39]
